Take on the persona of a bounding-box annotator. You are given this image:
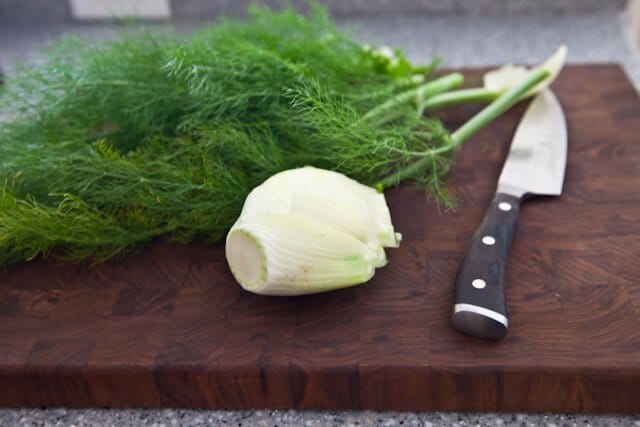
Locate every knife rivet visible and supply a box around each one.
[498,202,512,211]
[482,236,496,246]
[472,279,486,289]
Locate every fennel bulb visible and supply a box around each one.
[225,167,401,296]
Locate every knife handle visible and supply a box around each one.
[451,192,521,341]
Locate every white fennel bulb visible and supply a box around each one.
[225,167,401,295]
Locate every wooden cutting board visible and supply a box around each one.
[0,65,638,413]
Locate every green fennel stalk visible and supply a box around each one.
[419,87,502,110]
[362,72,464,126]
[375,68,550,189]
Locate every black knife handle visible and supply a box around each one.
[451,192,521,341]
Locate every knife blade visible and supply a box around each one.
[451,89,567,341]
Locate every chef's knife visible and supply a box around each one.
[451,89,567,341]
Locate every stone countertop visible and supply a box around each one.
[340,10,640,88]
[1,7,640,427]
[3,408,640,426]
[1,9,639,86]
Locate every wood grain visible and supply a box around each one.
[0,65,639,412]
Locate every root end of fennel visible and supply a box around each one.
[224,167,398,296]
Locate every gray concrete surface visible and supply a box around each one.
[2,408,640,426]
[340,11,640,88]
[1,8,639,88]
[0,0,629,25]
[1,4,640,427]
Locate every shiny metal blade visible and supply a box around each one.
[497,90,567,197]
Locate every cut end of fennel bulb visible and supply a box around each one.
[225,167,401,296]
[483,45,568,98]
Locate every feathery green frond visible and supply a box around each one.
[0,4,453,265]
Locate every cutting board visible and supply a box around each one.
[0,65,639,413]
